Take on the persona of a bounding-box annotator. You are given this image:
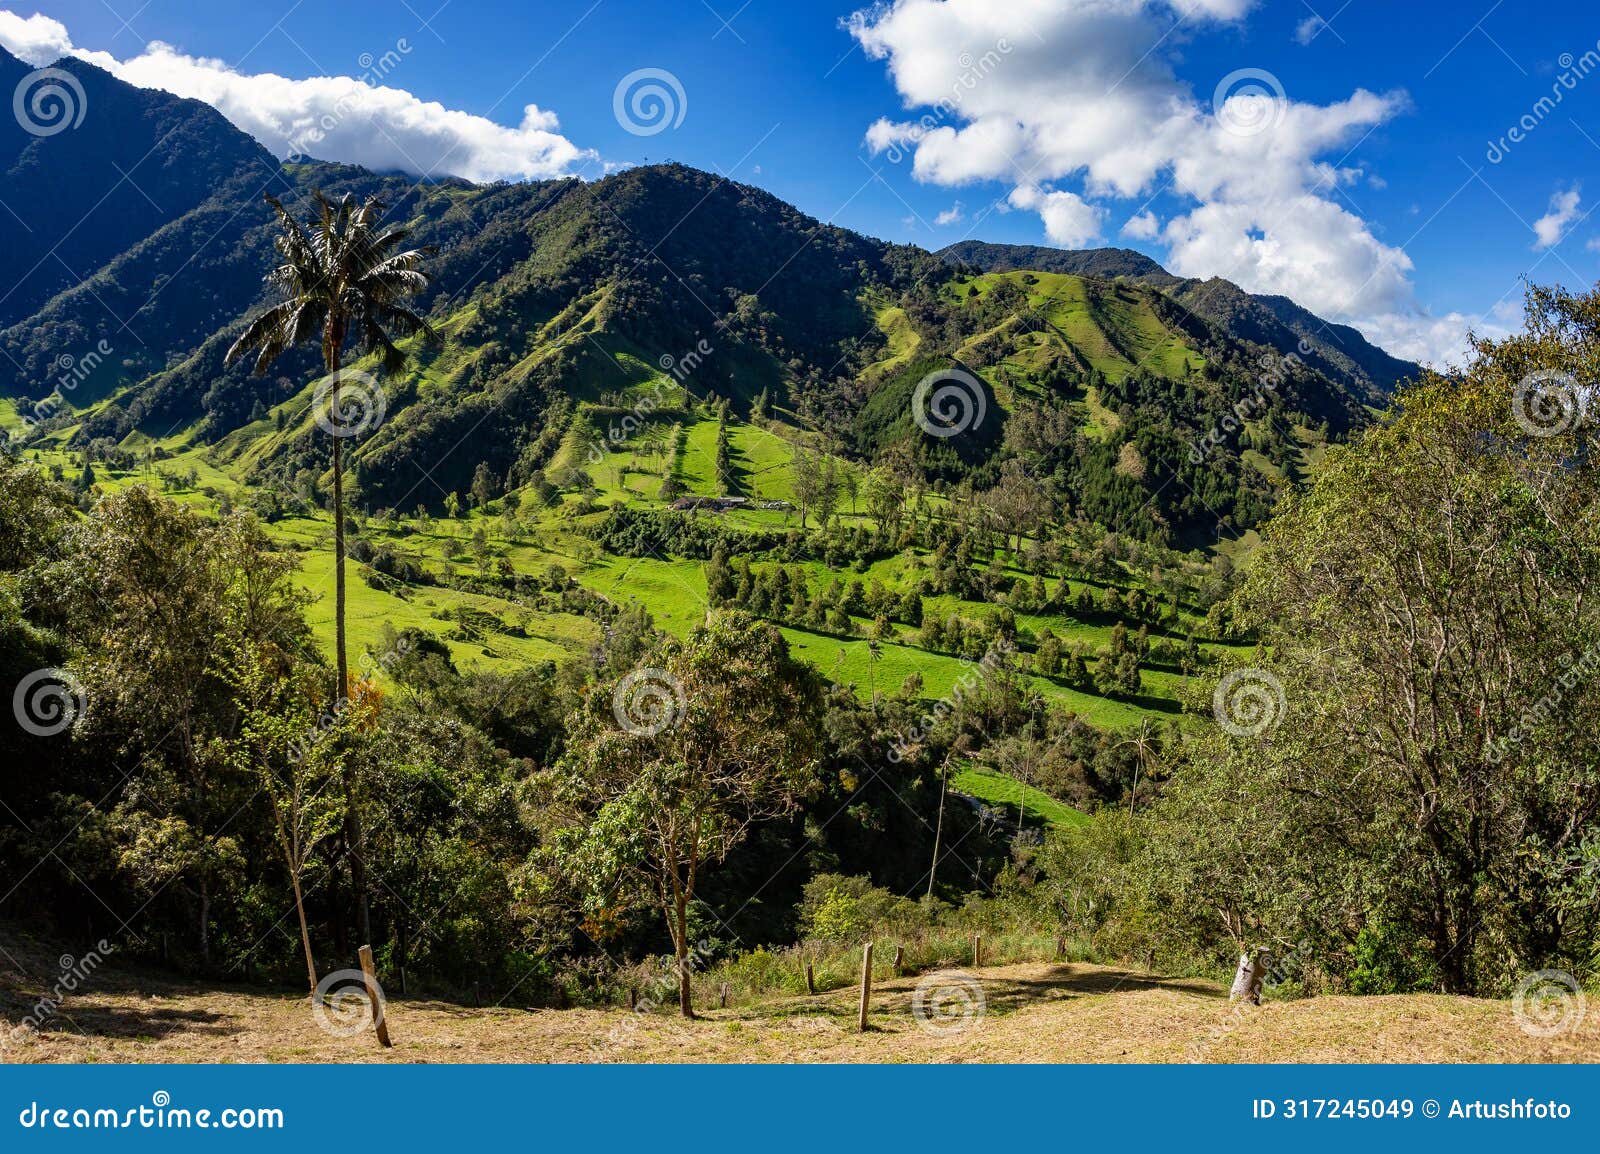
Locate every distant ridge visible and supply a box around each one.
[938,239,1419,399]
[939,241,1170,281]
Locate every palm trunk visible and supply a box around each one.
[325,337,373,951]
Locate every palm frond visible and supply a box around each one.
[232,188,433,379]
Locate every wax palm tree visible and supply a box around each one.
[226,190,436,944]
[1116,717,1161,816]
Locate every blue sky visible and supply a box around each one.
[7,0,1600,363]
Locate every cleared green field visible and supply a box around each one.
[951,765,1090,829]
[295,555,592,673]
[948,272,1201,385]
[867,300,922,375]
[20,397,1232,732]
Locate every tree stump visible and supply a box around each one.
[1229,950,1267,1005]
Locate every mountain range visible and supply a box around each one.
[0,44,1421,543]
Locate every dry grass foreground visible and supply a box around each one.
[3,936,1595,1064]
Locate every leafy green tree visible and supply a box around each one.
[538,612,823,1017]
[1034,630,1063,678]
[714,405,736,496]
[704,542,737,606]
[862,466,902,541]
[223,642,345,993]
[792,447,820,528]
[1125,285,1600,993]
[470,461,498,508]
[49,492,312,965]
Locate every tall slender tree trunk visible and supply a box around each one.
[292,868,317,995]
[325,335,372,950]
[670,895,695,1020]
[330,346,347,709]
[198,875,210,969]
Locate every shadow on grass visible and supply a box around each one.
[711,962,1224,1030]
[27,1002,236,1043]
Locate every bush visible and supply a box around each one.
[798,874,917,942]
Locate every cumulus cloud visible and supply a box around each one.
[1009,185,1102,246]
[1533,187,1581,251]
[1122,210,1160,240]
[0,9,595,182]
[0,8,68,60]
[934,200,965,226]
[850,0,1465,364]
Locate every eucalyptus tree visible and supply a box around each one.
[538,612,823,1017]
[1148,284,1600,993]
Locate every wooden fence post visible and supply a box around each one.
[720,982,730,1009]
[805,960,816,996]
[857,942,874,1032]
[893,945,905,977]
[627,986,637,1010]
[357,944,391,1049]
[972,933,982,968]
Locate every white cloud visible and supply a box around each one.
[1533,187,1581,251]
[849,0,1461,363]
[0,9,596,182]
[934,200,965,226]
[0,9,69,61]
[1122,210,1160,240]
[1009,185,1102,246]
[1293,15,1327,45]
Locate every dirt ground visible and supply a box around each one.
[4,931,1594,1064]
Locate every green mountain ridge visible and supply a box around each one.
[1,43,1417,548]
[938,239,1419,401]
